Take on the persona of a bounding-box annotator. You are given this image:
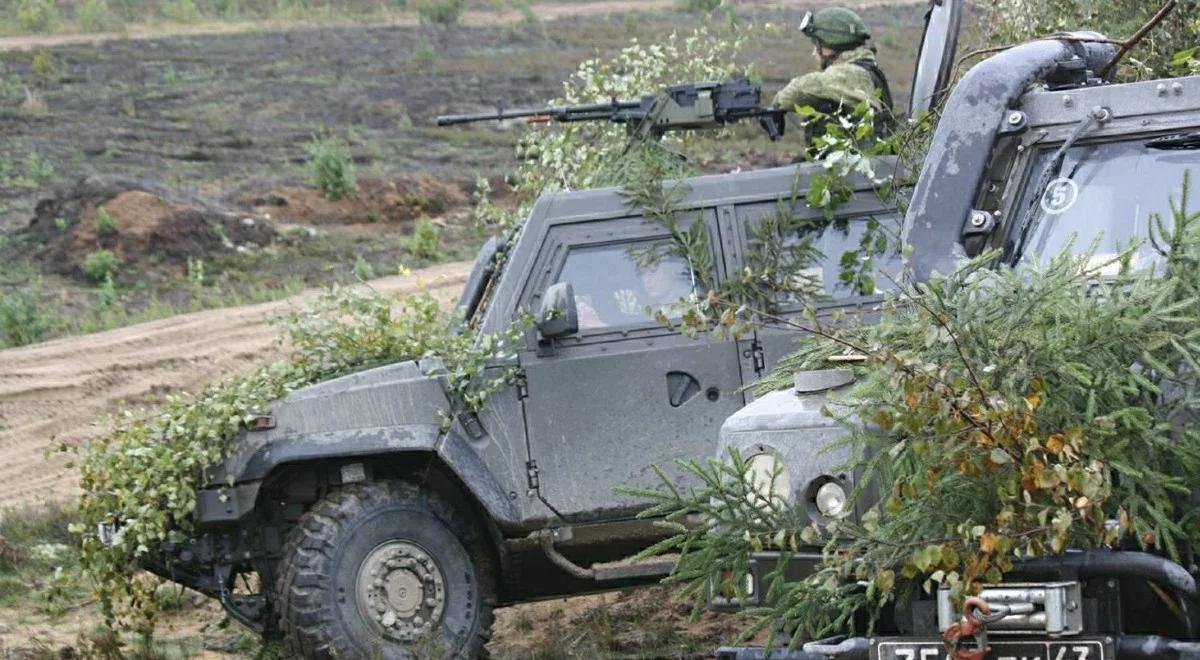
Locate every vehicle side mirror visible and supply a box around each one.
[537,282,578,339]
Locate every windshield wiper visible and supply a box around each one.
[1009,112,1102,262]
[1147,132,1200,150]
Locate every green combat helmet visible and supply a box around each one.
[800,6,869,50]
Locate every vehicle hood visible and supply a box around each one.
[205,359,450,485]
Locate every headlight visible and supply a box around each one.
[814,480,848,518]
[745,451,790,508]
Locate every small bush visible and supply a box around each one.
[30,50,58,82]
[16,0,61,33]
[406,217,442,260]
[96,272,118,311]
[0,283,60,347]
[305,132,357,201]
[622,13,639,35]
[211,0,237,19]
[160,0,200,23]
[95,207,117,235]
[25,151,53,181]
[414,0,465,25]
[83,249,120,283]
[679,0,720,12]
[78,0,123,32]
[414,37,438,65]
[353,254,376,281]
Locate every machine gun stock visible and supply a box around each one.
[436,77,787,143]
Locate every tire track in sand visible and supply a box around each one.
[0,261,472,510]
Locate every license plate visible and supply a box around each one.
[872,638,1109,660]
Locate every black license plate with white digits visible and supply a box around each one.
[872,639,1108,660]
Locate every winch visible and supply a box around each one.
[939,582,1084,637]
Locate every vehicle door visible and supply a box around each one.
[722,192,905,384]
[518,212,744,521]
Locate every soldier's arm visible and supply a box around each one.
[772,71,834,111]
[774,65,880,112]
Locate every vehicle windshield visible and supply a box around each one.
[1009,137,1200,273]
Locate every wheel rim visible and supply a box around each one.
[355,540,447,643]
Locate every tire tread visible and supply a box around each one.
[275,481,496,659]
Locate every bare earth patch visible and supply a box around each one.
[0,260,471,510]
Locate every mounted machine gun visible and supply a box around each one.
[436,77,787,149]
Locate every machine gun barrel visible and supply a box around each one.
[436,99,644,126]
[436,77,787,142]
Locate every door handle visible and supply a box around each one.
[666,371,701,407]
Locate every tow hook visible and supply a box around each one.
[942,596,1006,660]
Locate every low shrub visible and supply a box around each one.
[305,132,357,201]
[78,0,123,32]
[30,50,58,82]
[83,249,120,283]
[407,217,442,260]
[679,0,721,13]
[414,0,465,25]
[414,37,438,65]
[352,254,376,280]
[16,0,61,33]
[159,0,200,23]
[211,0,237,19]
[95,207,117,235]
[0,282,60,347]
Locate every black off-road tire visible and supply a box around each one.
[275,481,496,659]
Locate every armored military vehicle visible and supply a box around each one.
[133,127,908,656]
[123,1,972,654]
[713,9,1200,660]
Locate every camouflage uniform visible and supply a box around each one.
[774,3,895,152]
[773,45,889,114]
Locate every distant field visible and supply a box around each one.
[0,2,927,228]
[0,1,928,347]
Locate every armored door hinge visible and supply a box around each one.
[743,338,766,376]
[525,459,540,490]
[515,368,529,400]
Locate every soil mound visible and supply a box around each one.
[245,176,469,226]
[26,177,276,282]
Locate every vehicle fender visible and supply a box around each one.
[197,423,519,525]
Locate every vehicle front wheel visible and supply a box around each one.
[276,481,495,659]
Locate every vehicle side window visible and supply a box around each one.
[557,239,702,330]
[766,211,904,303]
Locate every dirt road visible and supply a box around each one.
[0,260,472,511]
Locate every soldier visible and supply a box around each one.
[773,7,895,151]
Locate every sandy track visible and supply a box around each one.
[0,261,472,511]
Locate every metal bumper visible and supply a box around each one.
[193,480,261,524]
